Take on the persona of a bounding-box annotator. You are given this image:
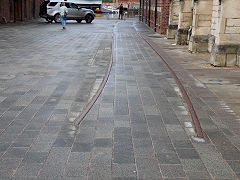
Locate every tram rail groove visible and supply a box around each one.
[138,32,204,138]
[75,33,115,125]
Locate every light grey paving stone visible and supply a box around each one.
[38,147,71,179]
[63,177,86,180]
[136,156,162,179]
[193,144,237,179]
[185,171,211,180]
[88,165,112,180]
[160,165,186,178]
[65,165,88,177]
[157,153,181,164]
[14,163,42,177]
[12,177,37,180]
[112,163,137,178]
[180,159,207,172]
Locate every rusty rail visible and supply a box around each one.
[138,33,204,138]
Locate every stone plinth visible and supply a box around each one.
[209,0,240,66]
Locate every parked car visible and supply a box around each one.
[45,1,95,23]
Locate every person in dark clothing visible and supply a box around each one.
[119,4,124,19]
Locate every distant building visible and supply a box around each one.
[139,0,170,34]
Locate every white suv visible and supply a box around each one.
[47,1,95,23]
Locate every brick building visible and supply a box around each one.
[139,0,170,34]
[0,0,42,23]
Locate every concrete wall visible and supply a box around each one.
[167,0,180,39]
[209,0,240,66]
[188,0,213,52]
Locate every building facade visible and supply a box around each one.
[139,0,170,34]
[0,0,42,23]
[140,0,240,67]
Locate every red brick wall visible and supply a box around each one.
[140,0,170,34]
[0,0,42,23]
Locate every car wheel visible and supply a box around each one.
[45,18,53,23]
[85,14,93,23]
[54,14,61,23]
[77,20,82,23]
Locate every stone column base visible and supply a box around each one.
[210,45,240,67]
[176,28,189,45]
[188,35,209,52]
[167,25,178,39]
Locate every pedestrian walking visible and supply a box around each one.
[60,2,68,29]
[119,4,124,20]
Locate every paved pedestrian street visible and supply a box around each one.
[0,18,240,180]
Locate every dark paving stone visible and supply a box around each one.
[31,96,47,104]
[12,138,34,147]
[0,158,22,173]
[71,143,92,152]
[114,127,131,135]
[176,149,200,159]
[113,152,135,164]
[9,106,26,111]
[133,138,152,148]
[157,153,181,164]
[132,131,150,139]
[2,147,28,159]
[53,137,74,147]
[0,142,10,153]
[173,140,193,149]
[220,150,240,160]
[25,123,43,131]
[22,152,48,163]
[94,138,112,148]
[227,161,240,172]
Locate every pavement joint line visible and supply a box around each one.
[136,31,204,139]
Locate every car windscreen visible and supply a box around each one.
[48,2,58,6]
[69,3,78,9]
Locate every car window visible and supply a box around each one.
[69,3,78,9]
[48,2,57,6]
[65,3,71,8]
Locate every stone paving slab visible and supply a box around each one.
[135,22,240,179]
[0,18,239,180]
